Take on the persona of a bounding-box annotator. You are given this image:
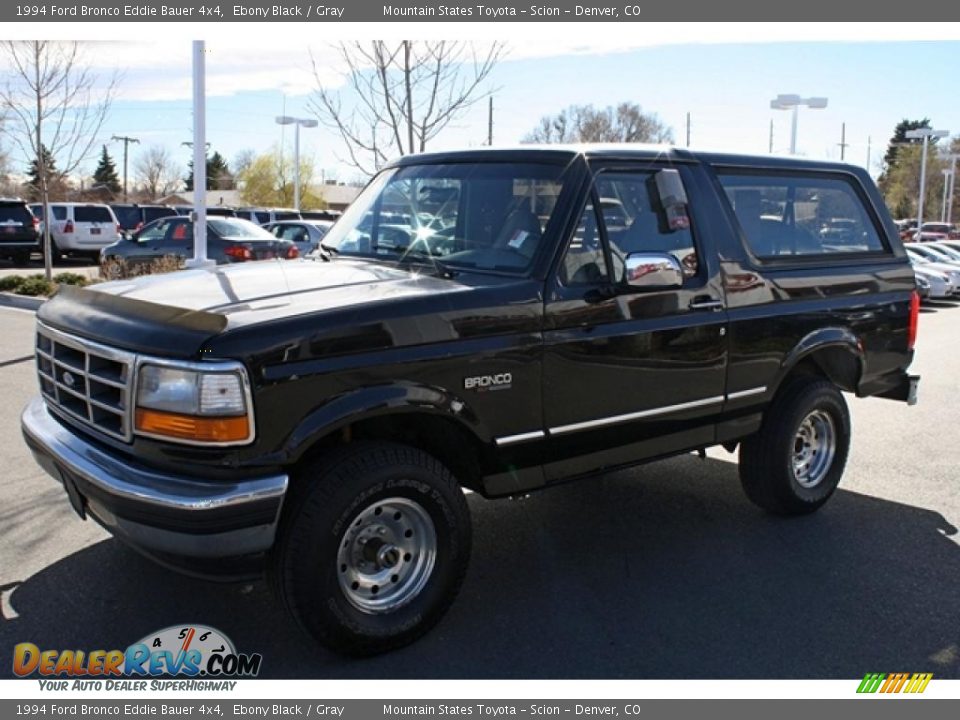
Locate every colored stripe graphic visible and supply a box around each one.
[857,672,932,694]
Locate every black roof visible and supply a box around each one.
[387,145,860,175]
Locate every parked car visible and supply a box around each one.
[0,197,41,265]
[925,242,960,263]
[235,207,301,225]
[912,264,954,299]
[22,147,919,657]
[916,222,959,241]
[895,219,918,241]
[100,216,299,266]
[28,202,121,261]
[300,210,342,222]
[914,272,931,300]
[906,246,960,290]
[263,219,334,255]
[111,203,177,234]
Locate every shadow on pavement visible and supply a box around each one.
[2,455,958,679]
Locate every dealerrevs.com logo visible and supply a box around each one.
[13,624,262,690]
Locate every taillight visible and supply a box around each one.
[32,217,39,230]
[224,245,253,261]
[907,289,919,350]
[136,221,143,231]
[63,220,74,234]
[285,245,299,259]
[117,223,122,234]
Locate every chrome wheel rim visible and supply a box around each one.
[792,409,836,489]
[337,496,436,614]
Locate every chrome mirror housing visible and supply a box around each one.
[623,253,684,290]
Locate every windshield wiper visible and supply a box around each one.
[395,248,459,278]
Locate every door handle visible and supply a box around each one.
[689,297,724,311]
[842,311,875,322]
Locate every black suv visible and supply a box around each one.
[110,203,177,234]
[21,147,919,655]
[0,198,40,264]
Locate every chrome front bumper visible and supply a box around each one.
[21,396,288,562]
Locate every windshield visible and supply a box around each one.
[321,162,569,274]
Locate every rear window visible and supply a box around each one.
[31,205,67,221]
[718,171,887,258]
[0,205,32,224]
[111,206,141,228]
[74,206,114,223]
[209,218,274,239]
[142,207,173,224]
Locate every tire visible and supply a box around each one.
[739,375,850,516]
[270,441,471,656]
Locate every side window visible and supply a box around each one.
[559,170,699,286]
[167,220,193,242]
[52,206,67,221]
[560,202,610,286]
[717,172,887,258]
[138,220,169,243]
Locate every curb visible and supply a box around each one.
[0,292,46,312]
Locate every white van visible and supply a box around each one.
[29,202,122,261]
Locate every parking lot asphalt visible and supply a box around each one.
[0,300,957,679]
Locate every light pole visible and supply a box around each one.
[905,128,948,238]
[770,94,828,155]
[275,116,318,211]
[942,169,952,223]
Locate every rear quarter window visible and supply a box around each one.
[74,206,114,223]
[717,171,888,259]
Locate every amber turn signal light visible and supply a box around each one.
[135,408,250,443]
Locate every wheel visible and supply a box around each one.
[270,441,471,656]
[739,375,850,515]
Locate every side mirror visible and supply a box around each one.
[624,253,684,290]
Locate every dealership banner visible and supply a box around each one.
[1,0,957,22]
[0,700,958,718]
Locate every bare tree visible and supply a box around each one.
[232,148,256,178]
[0,41,117,278]
[310,41,504,176]
[134,145,182,199]
[524,102,673,145]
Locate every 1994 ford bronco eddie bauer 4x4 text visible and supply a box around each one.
[22,147,920,655]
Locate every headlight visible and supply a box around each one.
[134,363,252,445]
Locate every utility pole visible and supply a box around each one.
[866,136,872,173]
[769,119,774,154]
[111,134,140,201]
[685,112,691,148]
[838,123,849,161]
[488,97,493,146]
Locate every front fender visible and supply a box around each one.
[279,381,490,463]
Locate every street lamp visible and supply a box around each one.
[942,169,952,223]
[275,115,318,211]
[904,128,949,237]
[770,94,828,155]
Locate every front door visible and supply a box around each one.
[542,164,728,481]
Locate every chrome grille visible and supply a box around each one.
[35,323,135,442]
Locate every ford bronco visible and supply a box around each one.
[21,147,919,655]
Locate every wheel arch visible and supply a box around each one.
[774,327,864,395]
[281,382,494,492]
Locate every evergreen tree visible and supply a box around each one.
[25,145,61,201]
[92,144,122,194]
[184,150,234,191]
